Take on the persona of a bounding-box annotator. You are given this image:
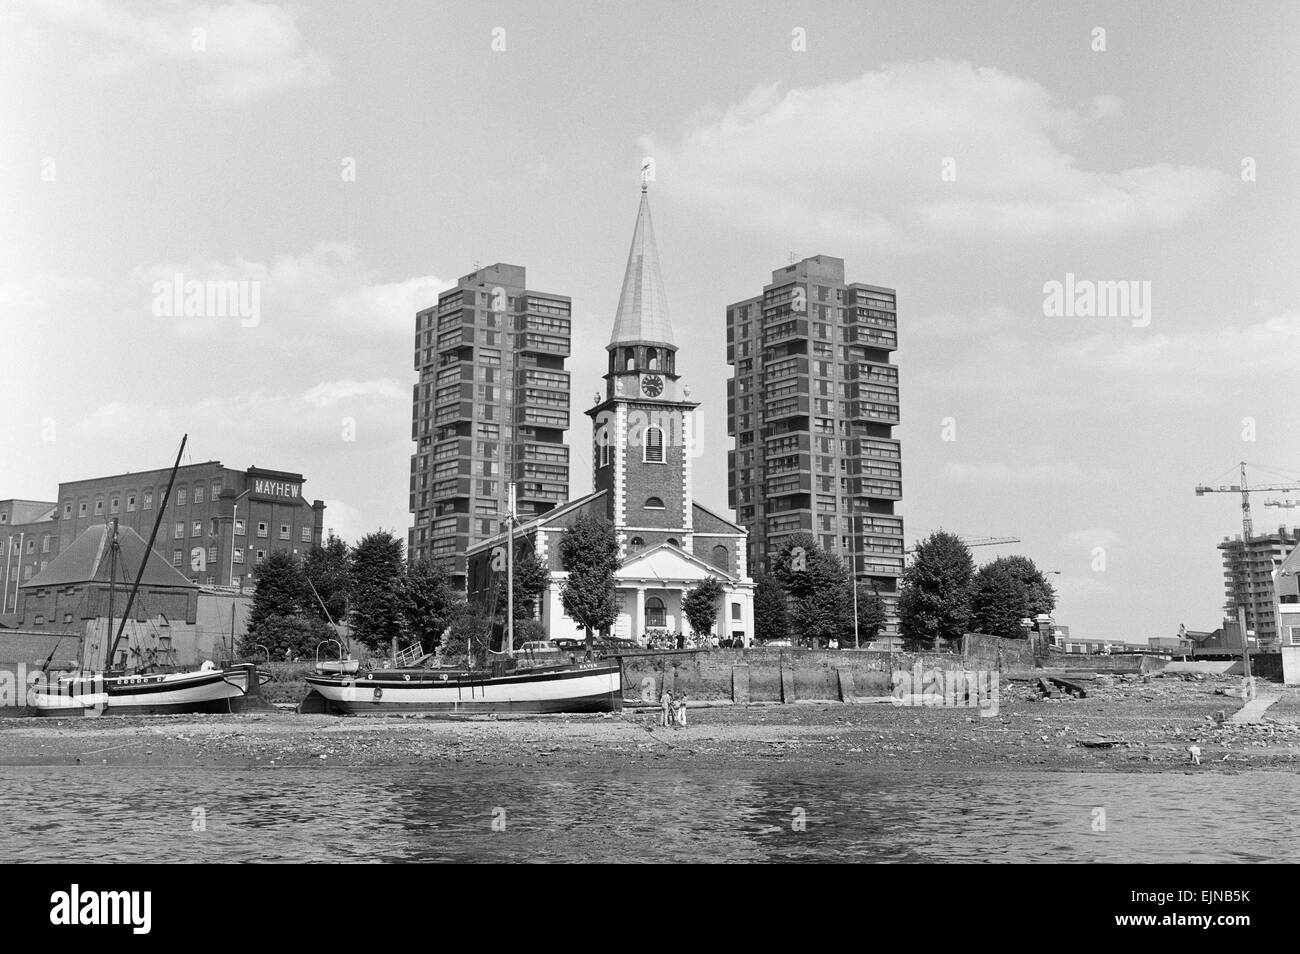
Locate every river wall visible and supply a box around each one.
[619,645,1002,704]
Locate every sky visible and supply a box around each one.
[2,0,1298,642]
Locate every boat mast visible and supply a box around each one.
[105,518,118,670]
[506,481,515,660]
[106,434,187,671]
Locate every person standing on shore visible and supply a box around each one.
[675,689,688,727]
[659,687,672,727]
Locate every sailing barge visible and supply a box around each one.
[28,434,270,716]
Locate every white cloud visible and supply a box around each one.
[645,60,1233,249]
[943,461,1113,485]
[301,377,405,408]
[73,379,404,442]
[1071,313,1300,377]
[19,0,329,103]
[133,243,450,337]
[1059,527,1120,550]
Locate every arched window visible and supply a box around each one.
[667,537,680,547]
[644,496,665,509]
[645,597,666,628]
[647,348,659,371]
[712,544,730,570]
[624,348,636,371]
[630,536,644,548]
[597,428,611,467]
[644,425,664,463]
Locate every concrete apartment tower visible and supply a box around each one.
[1219,526,1300,651]
[726,255,904,635]
[409,264,572,587]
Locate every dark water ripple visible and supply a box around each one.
[1,765,1296,863]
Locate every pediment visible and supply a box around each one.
[615,544,733,583]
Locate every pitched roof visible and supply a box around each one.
[692,501,747,535]
[464,490,609,556]
[609,186,675,349]
[22,523,198,590]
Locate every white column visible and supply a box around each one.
[716,589,728,640]
[635,586,646,643]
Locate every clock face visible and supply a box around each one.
[641,374,664,397]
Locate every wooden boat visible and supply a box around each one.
[29,435,271,717]
[302,483,623,716]
[30,663,271,716]
[303,659,622,715]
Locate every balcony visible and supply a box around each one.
[519,333,570,356]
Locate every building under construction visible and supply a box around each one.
[1217,526,1300,651]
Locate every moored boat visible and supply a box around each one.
[303,659,622,715]
[30,663,271,716]
[28,434,273,717]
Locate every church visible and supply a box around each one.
[465,184,755,645]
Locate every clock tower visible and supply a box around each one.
[588,182,699,556]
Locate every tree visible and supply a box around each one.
[558,513,620,645]
[970,555,1057,639]
[770,532,845,601]
[240,614,326,660]
[303,532,351,625]
[349,530,407,651]
[770,534,860,646]
[753,573,790,643]
[898,531,975,648]
[683,578,725,637]
[247,549,309,634]
[854,586,887,644]
[491,542,549,623]
[400,558,461,650]
[243,550,329,659]
[444,602,493,663]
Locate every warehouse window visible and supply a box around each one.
[644,497,665,509]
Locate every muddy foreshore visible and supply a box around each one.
[3,675,1299,774]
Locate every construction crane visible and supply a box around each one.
[904,534,1019,555]
[1195,462,1300,671]
[1195,461,1300,540]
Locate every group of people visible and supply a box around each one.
[658,688,688,728]
[642,631,748,650]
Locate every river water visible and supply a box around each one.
[3,765,1297,863]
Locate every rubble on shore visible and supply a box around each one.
[2,672,1297,774]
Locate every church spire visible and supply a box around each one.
[609,183,675,350]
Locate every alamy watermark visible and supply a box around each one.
[890,663,1000,716]
[152,272,261,327]
[1042,273,1151,328]
[1,664,105,713]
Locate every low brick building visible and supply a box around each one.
[16,521,199,669]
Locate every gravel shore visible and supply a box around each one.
[3,673,1298,773]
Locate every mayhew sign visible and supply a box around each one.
[251,479,301,500]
